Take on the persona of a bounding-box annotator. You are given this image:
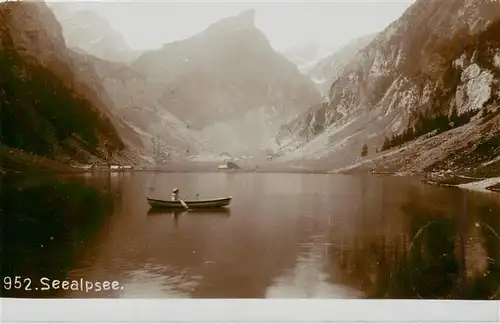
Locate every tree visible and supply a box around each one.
[361,143,368,157]
[382,136,390,151]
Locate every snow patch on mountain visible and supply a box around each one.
[461,63,482,81]
[455,64,494,114]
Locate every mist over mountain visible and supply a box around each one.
[49,3,142,63]
[276,0,500,176]
[280,41,336,74]
[132,9,320,155]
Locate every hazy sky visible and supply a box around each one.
[46,0,415,52]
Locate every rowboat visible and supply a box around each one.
[147,196,232,209]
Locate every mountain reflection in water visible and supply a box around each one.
[1,172,499,299]
[328,178,500,299]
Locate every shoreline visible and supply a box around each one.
[421,173,500,193]
[3,162,499,194]
[457,177,500,193]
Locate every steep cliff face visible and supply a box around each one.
[1,2,155,160]
[307,34,376,96]
[276,0,500,174]
[132,9,320,154]
[4,1,204,164]
[0,2,125,168]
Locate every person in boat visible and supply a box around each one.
[171,188,180,201]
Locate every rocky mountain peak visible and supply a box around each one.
[208,8,256,32]
[48,5,138,63]
[68,9,112,27]
[236,8,256,25]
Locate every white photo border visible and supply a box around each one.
[1,299,499,323]
[2,1,500,324]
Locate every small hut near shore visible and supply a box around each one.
[218,161,240,170]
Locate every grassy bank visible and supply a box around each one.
[0,144,136,176]
[0,145,75,175]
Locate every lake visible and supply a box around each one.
[1,172,499,299]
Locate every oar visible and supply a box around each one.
[179,198,189,210]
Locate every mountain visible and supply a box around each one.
[307,34,376,96]
[17,1,203,164]
[48,4,141,63]
[71,53,205,161]
[2,2,158,161]
[280,41,334,74]
[2,1,202,169]
[0,1,128,171]
[275,0,500,176]
[132,9,320,155]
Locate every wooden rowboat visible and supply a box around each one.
[147,196,232,209]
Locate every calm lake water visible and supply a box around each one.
[1,172,499,299]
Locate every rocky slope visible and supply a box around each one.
[307,34,376,96]
[49,5,142,63]
[132,9,320,155]
[0,2,128,171]
[275,0,500,176]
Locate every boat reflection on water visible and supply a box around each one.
[147,207,231,217]
[147,207,231,227]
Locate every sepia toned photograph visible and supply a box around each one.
[1,0,499,301]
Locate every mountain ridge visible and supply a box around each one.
[274,0,500,176]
